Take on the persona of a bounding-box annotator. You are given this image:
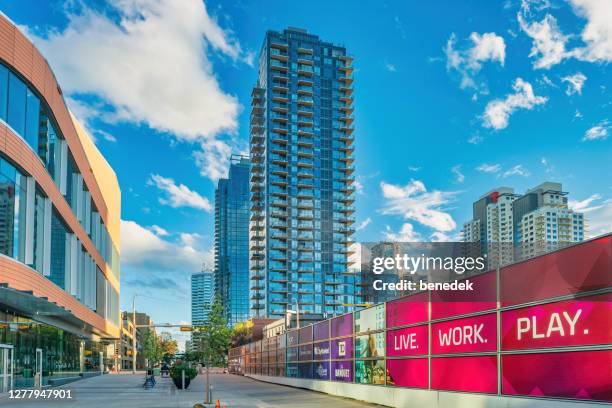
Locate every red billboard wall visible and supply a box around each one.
[431,270,496,319]
[502,350,612,402]
[501,236,612,306]
[385,292,428,328]
[431,355,497,393]
[502,293,612,350]
[386,358,428,388]
[432,313,497,354]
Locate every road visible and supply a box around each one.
[0,372,380,408]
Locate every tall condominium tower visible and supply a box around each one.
[215,155,251,326]
[249,28,359,322]
[191,269,215,325]
[191,269,214,351]
[462,182,585,264]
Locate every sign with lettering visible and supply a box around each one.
[386,292,428,328]
[298,343,312,361]
[386,358,428,388]
[331,337,353,359]
[313,361,330,380]
[287,330,299,347]
[432,313,496,354]
[313,341,330,360]
[330,360,353,382]
[502,293,612,350]
[386,325,428,357]
[502,350,612,402]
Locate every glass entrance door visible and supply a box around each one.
[0,345,14,393]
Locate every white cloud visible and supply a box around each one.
[582,120,610,141]
[193,138,234,182]
[121,220,211,272]
[408,166,422,172]
[97,130,118,143]
[518,13,571,69]
[148,225,169,236]
[380,180,457,232]
[180,232,203,248]
[569,194,612,237]
[569,0,612,63]
[429,231,459,242]
[354,179,365,195]
[561,72,587,95]
[445,32,506,92]
[521,0,552,13]
[476,163,502,173]
[502,164,531,178]
[468,134,484,144]
[451,165,465,183]
[541,157,555,173]
[569,193,602,211]
[25,0,250,181]
[383,224,421,242]
[149,174,212,211]
[483,78,547,130]
[518,1,612,69]
[385,63,397,72]
[356,217,372,231]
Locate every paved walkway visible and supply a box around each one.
[0,372,379,408]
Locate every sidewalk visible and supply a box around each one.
[0,372,379,408]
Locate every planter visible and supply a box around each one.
[172,376,191,389]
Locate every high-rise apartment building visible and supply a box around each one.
[215,155,250,326]
[191,269,215,325]
[249,28,359,322]
[462,182,585,264]
[191,269,214,350]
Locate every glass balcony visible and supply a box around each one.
[297,97,314,106]
[269,273,288,282]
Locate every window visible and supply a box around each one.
[7,72,27,136]
[0,155,28,262]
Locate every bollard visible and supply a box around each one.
[182,369,185,390]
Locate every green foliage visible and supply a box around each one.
[141,329,162,368]
[160,337,178,363]
[230,320,253,347]
[192,296,232,367]
[170,364,197,380]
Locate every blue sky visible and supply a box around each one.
[1,0,610,345]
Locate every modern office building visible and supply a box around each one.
[0,14,121,390]
[215,155,250,326]
[190,269,214,350]
[462,182,585,264]
[249,28,360,322]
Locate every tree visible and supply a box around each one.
[141,329,162,368]
[193,296,232,367]
[230,320,253,347]
[160,336,178,363]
